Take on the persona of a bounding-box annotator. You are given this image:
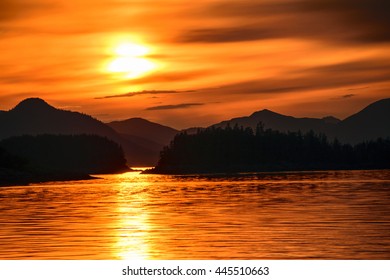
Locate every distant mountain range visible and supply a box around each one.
[213,109,339,136]
[0,97,389,167]
[0,98,177,166]
[106,118,178,163]
[210,98,390,144]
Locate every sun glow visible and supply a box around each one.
[107,42,156,79]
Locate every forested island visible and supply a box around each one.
[0,134,128,186]
[149,124,390,174]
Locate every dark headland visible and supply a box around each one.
[0,134,129,187]
[147,98,390,174]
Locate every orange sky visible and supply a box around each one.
[1,0,389,128]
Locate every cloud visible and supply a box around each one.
[178,0,390,44]
[146,103,204,110]
[95,90,196,99]
[300,0,390,43]
[348,87,369,91]
[120,70,215,85]
[201,59,390,95]
[302,59,390,75]
[0,0,26,22]
[179,25,278,43]
[0,0,52,23]
[330,93,357,100]
[98,58,390,102]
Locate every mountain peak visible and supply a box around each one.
[250,109,283,118]
[258,109,274,113]
[120,117,153,124]
[12,98,55,112]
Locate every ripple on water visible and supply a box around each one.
[0,169,390,259]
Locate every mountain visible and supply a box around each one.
[336,98,390,143]
[0,98,162,166]
[107,118,179,165]
[0,98,119,140]
[2,97,389,168]
[212,109,339,136]
[108,118,178,147]
[208,98,390,143]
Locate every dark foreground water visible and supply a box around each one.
[0,170,389,259]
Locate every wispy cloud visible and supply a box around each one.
[0,0,53,23]
[122,70,215,85]
[348,87,370,91]
[179,25,278,43]
[95,89,196,99]
[330,94,357,100]
[146,103,204,110]
[202,59,390,96]
[178,0,390,44]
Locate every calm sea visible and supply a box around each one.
[1,170,390,259]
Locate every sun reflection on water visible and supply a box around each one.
[114,172,151,260]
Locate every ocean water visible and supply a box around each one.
[0,170,389,259]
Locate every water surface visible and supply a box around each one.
[1,170,390,259]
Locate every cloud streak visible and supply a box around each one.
[201,59,390,95]
[95,90,196,99]
[0,0,52,23]
[118,70,215,85]
[178,0,390,44]
[146,103,204,110]
[179,25,279,43]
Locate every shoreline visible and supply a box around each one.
[0,172,95,187]
[144,166,390,175]
[0,167,133,187]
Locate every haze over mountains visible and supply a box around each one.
[0,97,389,167]
[107,118,178,162]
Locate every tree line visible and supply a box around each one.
[1,134,128,185]
[151,123,390,174]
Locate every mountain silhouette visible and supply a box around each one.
[0,98,119,140]
[336,98,390,143]
[108,118,178,149]
[212,109,339,136]
[12,98,56,113]
[107,118,179,165]
[0,98,166,166]
[1,97,389,168]
[209,98,390,143]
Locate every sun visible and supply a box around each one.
[107,42,156,79]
